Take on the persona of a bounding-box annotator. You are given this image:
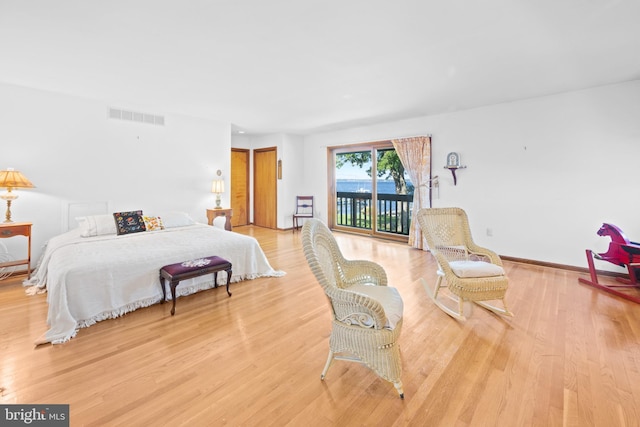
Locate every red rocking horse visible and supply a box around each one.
[578,223,640,303]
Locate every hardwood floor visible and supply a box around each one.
[1,226,639,426]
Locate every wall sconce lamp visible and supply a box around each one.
[0,168,35,223]
[444,152,466,185]
[211,179,225,209]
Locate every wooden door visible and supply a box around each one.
[231,148,249,227]
[253,147,277,228]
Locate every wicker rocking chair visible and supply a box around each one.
[416,207,513,321]
[301,219,404,398]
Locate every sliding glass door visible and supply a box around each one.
[331,142,413,240]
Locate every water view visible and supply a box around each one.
[335,179,414,235]
[336,179,413,194]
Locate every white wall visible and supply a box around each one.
[280,134,306,227]
[0,83,231,264]
[5,80,637,273]
[303,80,640,271]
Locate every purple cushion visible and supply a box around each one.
[161,256,230,276]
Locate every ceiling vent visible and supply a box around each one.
[108,107,165,126]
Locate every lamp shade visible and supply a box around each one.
[211,179,225,194]
[0,168,35,189]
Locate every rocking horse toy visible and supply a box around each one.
[578,223,640,304]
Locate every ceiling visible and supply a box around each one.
[1,0,639,135]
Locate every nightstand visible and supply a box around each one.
[206,208,233,231]
[0,222,32,279]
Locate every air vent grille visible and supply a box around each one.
[108,107,165,126]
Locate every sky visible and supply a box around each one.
[335,162,371,180]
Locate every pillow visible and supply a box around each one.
[113,210,146,235]
[142,215,164,231]
[158,211,195,228]
[76,214,117,237]
[449,260,505,278]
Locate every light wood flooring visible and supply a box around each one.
[1,225,639,426]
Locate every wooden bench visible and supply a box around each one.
[159,256,232,315]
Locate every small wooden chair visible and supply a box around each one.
[292,196,314,232]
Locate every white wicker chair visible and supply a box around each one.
[416,207,513,320]
[301,219,404,398]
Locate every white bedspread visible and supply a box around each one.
[26,224,284,344]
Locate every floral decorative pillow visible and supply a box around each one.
[142,215,164,231]
[113,210,146,235]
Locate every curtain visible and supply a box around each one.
[391,136,431,249]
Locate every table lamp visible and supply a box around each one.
[211,179,225,209]
[0,168,35,223]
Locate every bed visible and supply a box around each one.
[26,211,285,344]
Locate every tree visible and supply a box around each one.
[336,149,411,194]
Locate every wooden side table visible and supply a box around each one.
[0,222,32,279]
[206,208,233,231]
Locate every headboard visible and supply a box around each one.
[63,201,111,231]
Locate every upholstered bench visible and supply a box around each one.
[159,256,232,315]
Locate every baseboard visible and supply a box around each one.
[500,255,628,279]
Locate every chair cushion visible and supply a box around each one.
[449,260,505,278]
[348,284,403,330]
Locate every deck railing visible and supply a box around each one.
[336,191,413,235]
